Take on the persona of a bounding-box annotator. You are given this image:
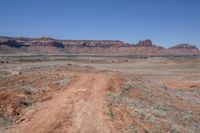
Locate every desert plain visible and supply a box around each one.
[0,55,200,133]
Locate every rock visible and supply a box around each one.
[169,44,199,50]
[136,39,154,47]
[0,36,199,56]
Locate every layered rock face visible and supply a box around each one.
[136,40,154,47]
[169,44,199,50]
[0,36,199,55]
[163,44,200,55]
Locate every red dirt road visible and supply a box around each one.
[6,73,116,133]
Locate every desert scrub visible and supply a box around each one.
[121,80,133,96]
[18,72,22,75]
[106,92,122,104]
[52,78,71,87]
[122,81,133,91]
[23,86,49,96]
[106,92,123,120]
[19,97,32,107]
[134,81,146,90]
[0,112,13,127]
[107,103,115,119]
[18,58,42,63]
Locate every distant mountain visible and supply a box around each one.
[0,36,199,55]
[169,44,199,50]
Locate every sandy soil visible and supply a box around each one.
[0,56,200,133]
[4,73,116,133]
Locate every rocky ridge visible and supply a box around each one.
[0,36,199,55]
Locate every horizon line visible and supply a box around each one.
[0,34,199,49]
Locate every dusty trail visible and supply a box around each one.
[6,72,116,133]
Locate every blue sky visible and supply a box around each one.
[0,0,200,48]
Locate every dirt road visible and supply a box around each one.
[6,72,115,133]
[1,57,200,132]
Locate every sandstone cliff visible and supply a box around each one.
[0,36,199,56]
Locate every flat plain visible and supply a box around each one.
[0,55,200,133]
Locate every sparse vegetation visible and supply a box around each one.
[19,58,43,62]
[19,97,32,107]
[0,112,13,127]
[121,80,133,96]
[0,55,200,132]
[107,103,115,120]
[122,81,133,91]
[106,74,200,132]
[67,63,72,66]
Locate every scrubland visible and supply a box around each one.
[0,55,200,133]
